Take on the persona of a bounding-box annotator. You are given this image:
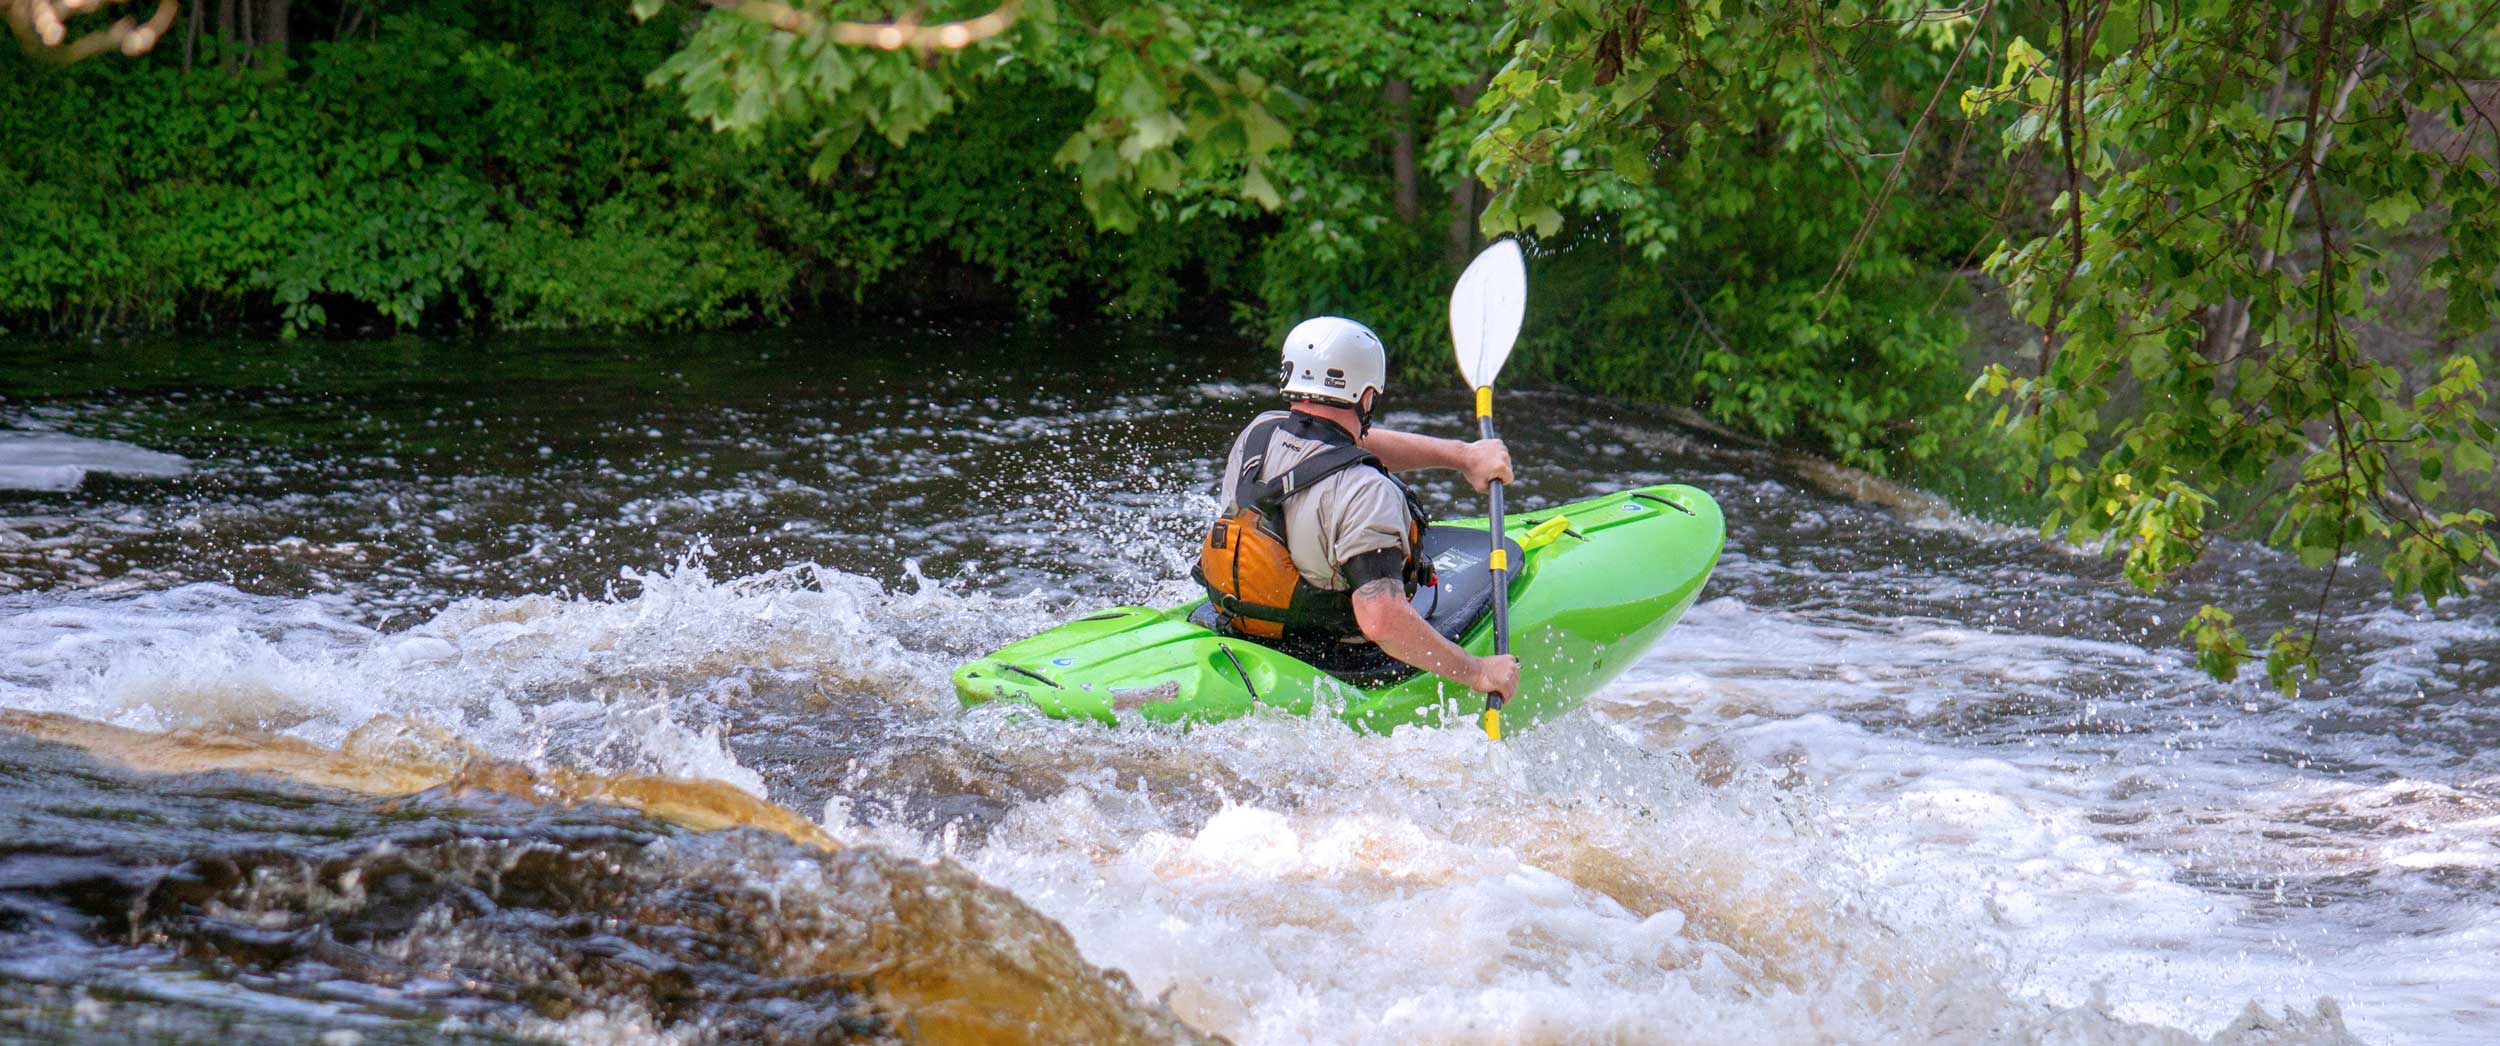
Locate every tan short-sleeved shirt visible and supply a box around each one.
[1219,410,1414,591]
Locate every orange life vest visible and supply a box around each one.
[1195,414,1429,640]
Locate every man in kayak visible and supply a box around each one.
[1196,316,1520,700]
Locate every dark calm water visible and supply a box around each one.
[1,324,2491,1043]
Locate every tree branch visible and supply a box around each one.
[2219,40,2375,360]
[704,0,1019,52]
[1813,0,1995,317]
[7,0,178,62]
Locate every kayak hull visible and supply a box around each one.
[952,483,1724,733]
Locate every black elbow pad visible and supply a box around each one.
[1340,548,1407,590]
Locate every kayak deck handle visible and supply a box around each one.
[1217,643,1260,704]
[999,663,1065,689]
[1632,491,1696,515]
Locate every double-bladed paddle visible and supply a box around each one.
[1449,239,1527,740]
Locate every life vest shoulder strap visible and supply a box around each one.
[1243,445,1382,508]
[1231,416,1386,517]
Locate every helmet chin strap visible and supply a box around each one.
[1281,391,1379,438]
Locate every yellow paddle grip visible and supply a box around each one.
[1475,386,1493,418]
[1483,706,1503,741]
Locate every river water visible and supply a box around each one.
[0,325,2491,1044]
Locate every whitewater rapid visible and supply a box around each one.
[2,329,2491,1043]
[0,549,2468,1042]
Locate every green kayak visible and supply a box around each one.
[952,482,1723,733]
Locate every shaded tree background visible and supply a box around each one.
[4,0,2497,687]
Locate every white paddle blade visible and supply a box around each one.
[1450,239,1527,390]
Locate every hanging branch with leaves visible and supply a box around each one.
[633,0,1303,231]
[4,0,178,63]
[1968,0,2500,691]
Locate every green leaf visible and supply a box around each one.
[1120,111,1185,161]
[1242,106,1290,157]
[1051,132,1096,170]
[1610,144,1650,184]
[1242,164,1282,209]
[1116,65,1165,116]
[2459,440,2496,475]
[2363,190,2420,229]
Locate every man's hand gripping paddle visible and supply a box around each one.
[1449,239,1527,740]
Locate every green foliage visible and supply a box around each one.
[485,194,798,329]
[636,0,1518,344]
[0,0,1228,334]
[1460,1,2009,478]
[2183,605,2249,682]
[0,0,2020,501]
[1965,0,2500,688]
[639,0,1308,233]
[1,3,794,332]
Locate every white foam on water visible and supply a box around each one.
[0,430,188,491]
[1191,381,1266,401]
[918,716,1976,1042]
[1903,508,2093,552]
[1595,593,2500,1045]
[0,549,2428,1045]
[0,491,2486,1045]
[2345,603,2500,697]
[0,555,1060,797]
[847,705,2357,1046]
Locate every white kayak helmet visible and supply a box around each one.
[1277,316,1386,408]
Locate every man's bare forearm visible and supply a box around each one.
[1351,579,1478,686]
[1357,428,1471,474]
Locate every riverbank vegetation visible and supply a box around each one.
[6,0,2497,686]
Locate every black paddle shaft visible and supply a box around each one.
[1479,413,1509,708]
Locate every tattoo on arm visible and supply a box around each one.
[1354,578,1401,601]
